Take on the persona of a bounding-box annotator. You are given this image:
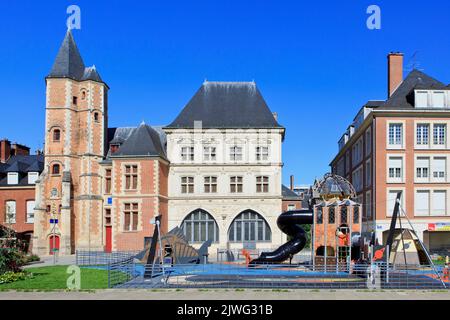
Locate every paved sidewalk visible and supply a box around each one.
[0,289,449,300]
[23,255,76,268]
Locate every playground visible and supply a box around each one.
[76,174,449,290]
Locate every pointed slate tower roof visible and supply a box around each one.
[47,29,86,80]
[111,122,167,159]
[47,30,106,85]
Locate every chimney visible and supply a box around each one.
[272,112,278,122]
[0,139,11,163]
[11,143,30,156]
[290,175,294,191]
[387,52,404,98]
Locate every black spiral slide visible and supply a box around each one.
[250,209,313,265]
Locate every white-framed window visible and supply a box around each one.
[433,124,446,145]
[387,190,403,217]
[432,157,446,181]
[388,123,403,147]
[28,172,39,184]
[415,91,428,108]
[203,176,217,193]
[256,176,269,193]
[26,200,35,223]
[387,156,403,182]
[287,204,296,211]
[7,172,18,185]
[365,159,371,186]
[415,190,430,216]
[365,191,372,220]
[123,203,139,231]
[203,146,216,161]
[352,138,363,167]
[181,146,194,161]
[230,146,243,161]
[256,146,269,161]
[416,157,430,181]
[230,176,243,193]
[181,176,194,194]
[365,128,372,156]
[352,165,363,192]
[416,124,429,145]
[432,91,446,108]
[432,190,446,216]
[5,200,16,224]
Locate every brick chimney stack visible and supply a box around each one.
[387,52,404,98]
[290,175,294,191]
[0,139,11,163]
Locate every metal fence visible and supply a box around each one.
[216,248,312,263]
[116,262,449,290]
[76,250,139,266]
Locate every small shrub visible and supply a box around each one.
[0,249,24,273]
[0,271,32,284]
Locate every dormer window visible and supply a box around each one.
[7,172,18,185]
[415,91,428,108]
[28,172,39,184]
[110,144,119,153]
[415,90,449,108]
[53,129,61,142]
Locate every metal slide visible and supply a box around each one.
[250,209,313,264]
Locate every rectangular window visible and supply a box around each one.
[365,191,372,220]
[287,204,296,211]
[204,176,217,193]
[124,165,138,190]
[105,208,111,225]
[105,169,112,194]
[26,200,35,223]
[388,156,403,181]
[256,176,269,193]
[123,203,139,231]
[415,91,428,108]
[256,146,269,161]
[416,124,429,145]
[5,201,16,224]
[181,176,194,194]
[230,146,243,161]
[432,191,446,216]
[28,172,39,184]
[388,123,403,146]
[415,190,430,216]
[387,190,402,217]
[230,176,243,193]
[416,157,430,180]
[365,129,372,156]
[181,146,195,161]
[7,172,18,185]
[365,160,371,186]
[433,92,445,108]
[433,124,446,145]
[203,146,216,161]
[432,157,446,180]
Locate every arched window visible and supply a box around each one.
[53,129,61,142]
[52,164,60,175]
[181,209,219,243]
[228,210,271,242]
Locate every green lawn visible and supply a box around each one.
[0,266,108,290]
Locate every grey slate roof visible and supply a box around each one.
[380,69,448,109]
[282,184,301,200]
[47,29,105,85]
[166,81,283,129]
[110,123,167,159]
[0,155,44,186]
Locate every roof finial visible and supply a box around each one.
[140,120,146,126]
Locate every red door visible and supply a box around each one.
[49,235,60,255]
[105,226,112,253]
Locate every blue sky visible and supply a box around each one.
[0,1,449,186]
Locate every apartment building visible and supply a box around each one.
[330,53,450,253]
